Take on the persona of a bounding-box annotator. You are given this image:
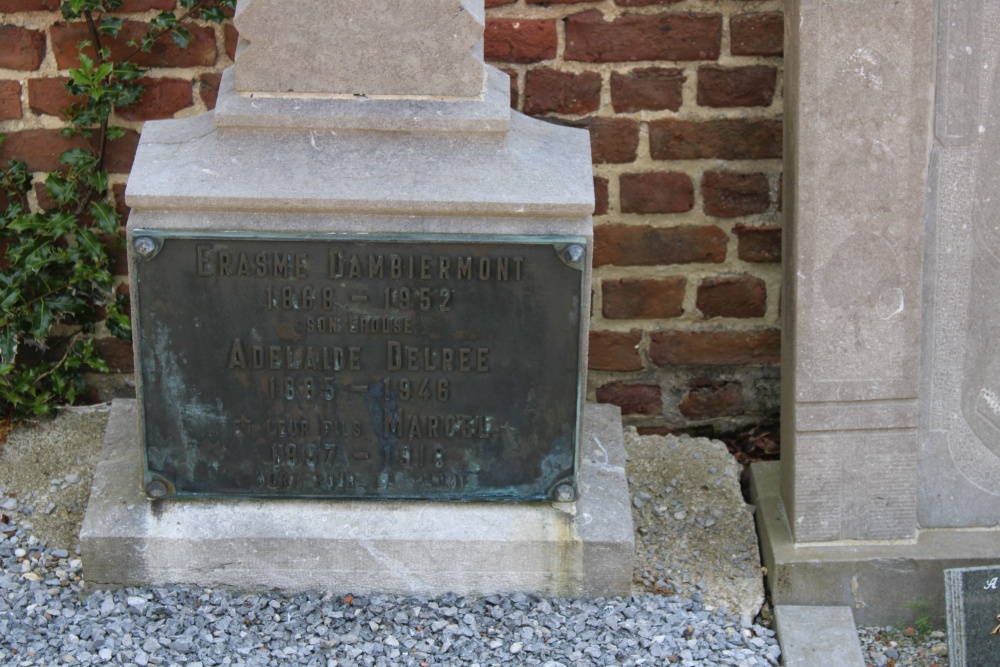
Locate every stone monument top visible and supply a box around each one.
[233,0,486,99]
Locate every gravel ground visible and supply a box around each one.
[624,430,763,621]
[0,407,782,666]
[858,627,950,667]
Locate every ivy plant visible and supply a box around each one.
[0,0,235,423]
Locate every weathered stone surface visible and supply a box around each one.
[753,462,1000,626]
[233,0,485,98]
[626,431,764,618]
[216,66,511,133]
[81,400,634,596]
[774,606,865,667]
[780,0,933,543]
[126,109,591,218]
[918,0,1000,528]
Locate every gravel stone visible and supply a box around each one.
[0,408,788,667]
[858,626,951,666]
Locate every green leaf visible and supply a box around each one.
[83,170,108,196]
[200,7,229,23]
[0,327,17,365]
[89,201,119,235]
[150,11,178,31]
[47,212,78,237]
[44,175,79,207]
[29,301,54,340]
[106,293,132,340]
[75,227,103,262]
[170,27,192,49]
[58,147,96,168]
[105,126,126,141]
[99,18,122,37]
[115,62,146,81]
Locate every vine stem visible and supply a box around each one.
[30,332,83,388]
[74,8,109,218]
[119,0,211,64]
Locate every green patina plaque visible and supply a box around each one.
[131,231,586,502]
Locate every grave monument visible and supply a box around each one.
[80,0,633,596]
[754,0,1000,625]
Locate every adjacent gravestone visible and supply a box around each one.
[80,0,633,596]
[946,566,1000,666]
[752,0,1000,626]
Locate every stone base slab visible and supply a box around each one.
[81,400,633,597]
[774,606,865,667]
[752,461,1000,625]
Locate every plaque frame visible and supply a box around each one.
[130,229,588,503]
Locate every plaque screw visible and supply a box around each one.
[554,484,576,502]
[133,236,158,259]
[147,480,168,499]
[562,244,585,266]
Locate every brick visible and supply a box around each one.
[731,12,784,57]
[116,77,193,121]
[28,77,84,119]
[224,22,238,62]
[611,68,684,113]
[117,0,175,10]
[734,224,781,263]
[104,130,141,174]
[52,21,216,69]
[0,128,137,174]
[0,0,59,10]
[620,172,694,214]
[596,382,662,415]
[0,26,46,71]
[697,65,776,108]
[585,117,639,164]
[589,329,643,372]
[650,119,782,160]
[0,238,9,272]
[0,130,88,172]
[594,224,727,267]
[501,68,519,109]
[527,0,594,3]
[93,337,134,373]
[0,81,22,120]
[650,329,780,366]
[679,380,744,419]
[696,274,767,318]
[485,18,557,63]
[199,72,222,110]
[112,183,131,225]
[523,68,601,116]
[485,0,515,5]
[603,277,686,319]
[593,176,608,216]
[565,10,721,63]
[702,171,770,218]
[103,227,128,276]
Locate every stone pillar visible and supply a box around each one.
[756,0,1000,625]
[781,0,933,542]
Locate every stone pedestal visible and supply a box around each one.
[81,401,634,596]
[80,0,632,595]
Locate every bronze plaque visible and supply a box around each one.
[131,231,586,502]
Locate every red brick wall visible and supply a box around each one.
[0,0,784,435]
